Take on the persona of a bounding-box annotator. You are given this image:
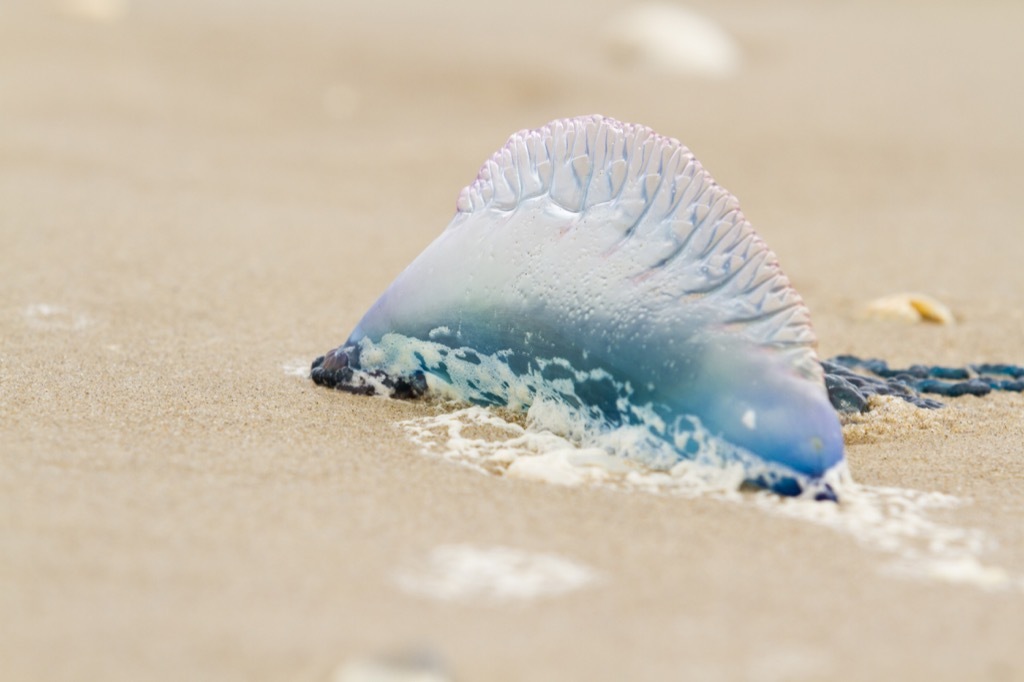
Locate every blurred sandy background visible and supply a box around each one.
[2,0,1023,680]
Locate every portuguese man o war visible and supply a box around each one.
[310,115,1024,498]
[312,115,847,499]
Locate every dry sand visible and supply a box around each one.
[2,0,1023,680]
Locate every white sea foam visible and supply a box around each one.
[392,544,599,603]
[23,303,91,331]
[402,405,750,495]
[400,407,1023,593]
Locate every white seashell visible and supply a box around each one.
[864,293,955,324]
[603,3,741,78]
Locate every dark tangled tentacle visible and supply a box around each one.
[822,355,1024,413]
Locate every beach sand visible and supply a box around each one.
[2,1,1023,679]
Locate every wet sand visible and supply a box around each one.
[2,1,1023,680]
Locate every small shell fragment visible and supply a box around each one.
[864,293,955,325]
